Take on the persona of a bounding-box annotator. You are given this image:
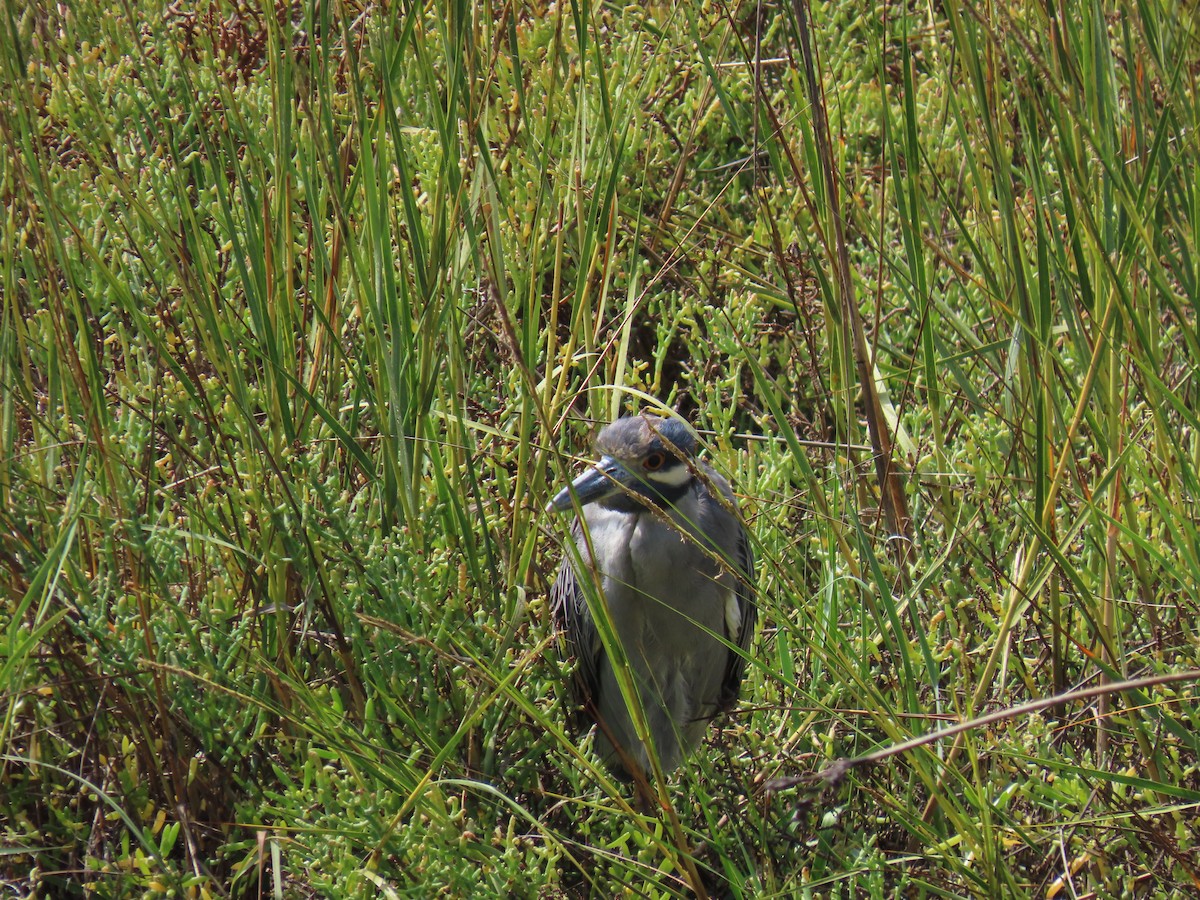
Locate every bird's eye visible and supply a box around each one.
[643,453,666,471]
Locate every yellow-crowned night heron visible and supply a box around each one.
[547,413,756,779]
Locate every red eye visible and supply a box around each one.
[643,453,666,471]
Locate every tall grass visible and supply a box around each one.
[1,0,1198,896]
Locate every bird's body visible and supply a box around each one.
[548,414,756,778]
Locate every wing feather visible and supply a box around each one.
[549,521,603,725]
[719,520,757,710]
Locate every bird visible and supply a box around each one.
[546,413,756,781]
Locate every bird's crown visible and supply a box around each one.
[593,414,697,461]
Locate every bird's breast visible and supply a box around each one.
[630,509,726,627]
[581,502,726,632]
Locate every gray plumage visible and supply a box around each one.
[547,414,756,778]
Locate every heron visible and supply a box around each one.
[547,413,756,780]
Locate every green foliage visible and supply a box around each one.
[2,0,1198,896]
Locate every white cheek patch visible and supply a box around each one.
[724,590,742,640]
[647,464,692,488]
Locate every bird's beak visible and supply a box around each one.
[546,456,631,513]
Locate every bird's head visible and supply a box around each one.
[547,414,698,513]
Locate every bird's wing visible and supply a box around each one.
[549,522,603,722]
[720,519,757,710]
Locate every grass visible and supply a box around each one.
[2,0,1199,896]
